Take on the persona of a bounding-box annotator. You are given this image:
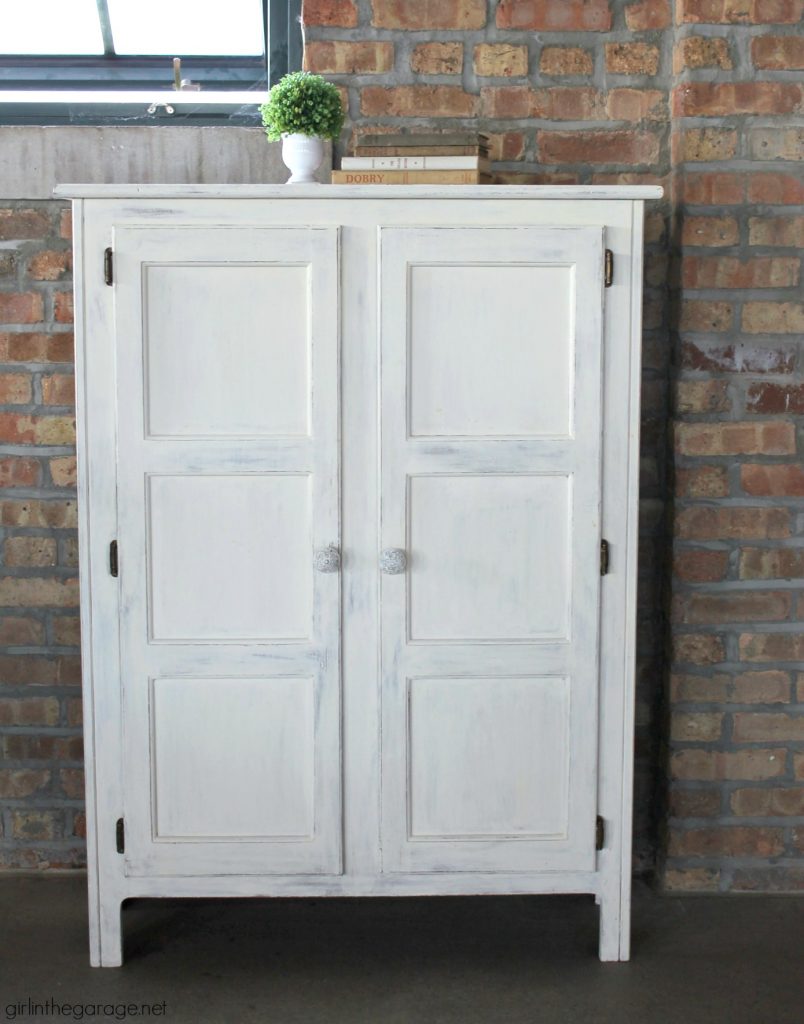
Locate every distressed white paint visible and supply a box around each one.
[113,224,342,882]
[379,225,604,876]
[68,186,654,966]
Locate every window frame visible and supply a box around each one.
[0,0,302,126]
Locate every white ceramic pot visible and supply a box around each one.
[281,133,325,184]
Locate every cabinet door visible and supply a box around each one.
[379,226,605,873]
[113,225,341,876]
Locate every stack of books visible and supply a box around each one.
[332,132,493,185]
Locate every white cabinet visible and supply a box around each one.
[58,184,659,967]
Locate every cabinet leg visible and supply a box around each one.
[597,887,629,962]
[93,900,123,967]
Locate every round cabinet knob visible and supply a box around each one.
[380,548,407,575]
[314,545,341,573]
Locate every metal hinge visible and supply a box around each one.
[104,247,114,286]
[600,539,610,576]
[596,815,605,851]
[604,249,613,287]
[115,817,125,854]
[109,540,118,578]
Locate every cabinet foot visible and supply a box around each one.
[92,901,123,967]
[598,887,630,962]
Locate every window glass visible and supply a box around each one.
[0,0,104,55]
[106,0,264,56]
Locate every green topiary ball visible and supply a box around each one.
[260,71,345,142]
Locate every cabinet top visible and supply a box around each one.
[53,183,663,201]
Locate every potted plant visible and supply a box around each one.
[260,71,345,184]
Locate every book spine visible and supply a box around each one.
[342,156,489,171]
[331,170,492,185]
[354,145,488,158]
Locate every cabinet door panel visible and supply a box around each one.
[114,226,341,876]
[380,226,604,873]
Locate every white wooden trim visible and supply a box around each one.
[55,184,664,201]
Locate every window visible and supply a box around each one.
[0,0,302,125]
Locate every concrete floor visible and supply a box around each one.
[1,877,802,1023]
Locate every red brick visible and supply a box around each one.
[3,537,57,568]
[681,216,739,247]
[41,374,75,406]
[625,0,671,28]
[748,216,804,247]
[0,696,59,726]
[2,735,82,761]
[733,670,791,703]
[59,209,72,240]
[675,591,791,625]
[606,42,660,75]
[747,173,804,204]
[750,127,804,161]
[54,292,73,324]
[0,332,73,363]
[675,466,729,498]
[742,465,804,501]
[0,457,41,489]
[676,127,738,162]
[0,769,50,798]
[676,421,795,456]
[674,548,729,582]
[671,672,731,701]
[372,0,487,29]
[60,768,84,799]
[679,300,733,332]
[11,810,59,841]
[301,0,358,26]
[675,507,790,541]
[674,35,733,71]
[680,341,795,374]
[474,44,528,76]
[0,576,79,608]
[543,87,606,119]
[683,256,799,290]
[0,372,32,404]
[671,748,786,780]
[742,302,804,334]
[52,616,81,646]
[538,47,593,76]
[677,0,804,24]
[409,42,463,75]
[664,867,721,891]
[673,633,725,664]
[0,293,44,324]
[0,209,51,240]
[673,81,803,117]
[684,172,744,205]
[740,547,804,580]
[740,632,804,661]
[537,130,659,165]
[0,653,80,685]
[303,41,394,74]
[669,826,784,858]
[748,384,804,417]
[361,85,477,118]
[0,499,77,528]
[732,788,804,815]
[670,788,722,818]
[0,413,75,446]
[752,34,804,68]
[27,250,71,281]
[50,456,77,488]
[796,754,804,779]
[486,132,526,161]
[497,0,612,30]
[607,89,666,122]
[0,617,46,646]
[675,379,730,414]
[480,85,535,118]
[733,712,804,741]
[671,711,724,741]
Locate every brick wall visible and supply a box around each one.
[0,0,801,887]
[667,0,804,891]
[0,201,83,868]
